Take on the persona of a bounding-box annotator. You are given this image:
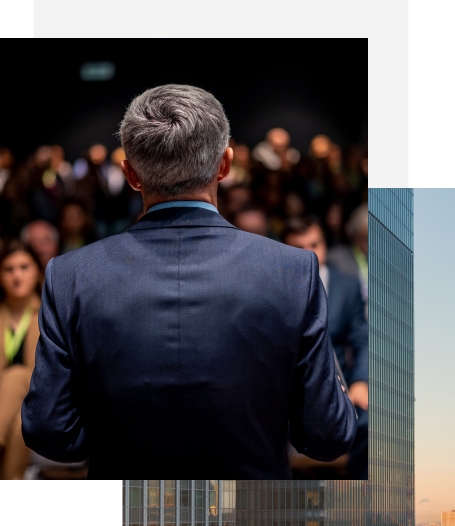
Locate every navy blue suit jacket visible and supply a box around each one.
[22,207,357,479]
[327,265,368,387]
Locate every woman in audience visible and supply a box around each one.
[0,239,42,479]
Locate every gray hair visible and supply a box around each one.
[345,203,368,240]
[119,84,230,198]
[21,220,59,244]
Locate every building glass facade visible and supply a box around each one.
[123,480,236,526]
[366,188,414,525]
[236,189,415,526]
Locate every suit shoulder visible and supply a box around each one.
[234,230,315,264]
[50,232,130,271]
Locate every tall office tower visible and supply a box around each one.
[442,510,455,526]
[236,189,415,526]
[123,480,236,526]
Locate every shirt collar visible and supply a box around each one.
[146,200,219,215]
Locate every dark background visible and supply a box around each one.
[1,38,367,162]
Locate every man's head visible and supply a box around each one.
[119,85,232,201]
[21,220,59,269]
[283,217,327,266]
[266,128,290,153]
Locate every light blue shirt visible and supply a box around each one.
[146,200,219,215]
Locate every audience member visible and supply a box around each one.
[58,200,97,254]
[74,144,132,239]
[252,128,300,172]
[20,220,59,271]
[25,146,67,224]
[324,202,345,247]
[327,203,368,306]
[219,144,252,188]
[0,240,42,479]
[283,216,368,479]
[49,145,75,196]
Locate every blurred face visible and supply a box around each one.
[284,192,305,218]
[111,147,126,166]
[62,205,85,235]
[27,223,59,268]
[0,251,40,300]
[35,146,52,167]
[50,146,64,167]
[267,128,290,152]
[285,224,327,266]
[310,135,331,159]
[233,145,250,167]
[89,145,107,165]
[325,204,343,231]
[328,143,342,164]
[0,148,14,169]
[235,211,268,237]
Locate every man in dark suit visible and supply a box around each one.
[283,216,368,479]
[22,85,356,479]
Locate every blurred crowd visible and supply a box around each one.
[0,130,367,273]
[0,127,368,480]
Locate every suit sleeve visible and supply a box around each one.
[346,280,369,385]
[288,251,357,461]
[21,258,88,462]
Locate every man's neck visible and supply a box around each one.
[142,189,218,215]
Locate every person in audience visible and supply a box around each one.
[219,144,252,188]
[58,200,97,254]
[283,216,368,479]
[20,220,59,271]
[327,203,368,306]
[0,240,42,479]
[324,202,345,247]
[252,128,300,172]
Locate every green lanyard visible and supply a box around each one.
[4,306,33,364]
[352,245,368,285]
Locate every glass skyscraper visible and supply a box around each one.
[124,187,415,526]
[236,189,415,526]
[365,188,414,525]
[123,480,236,526]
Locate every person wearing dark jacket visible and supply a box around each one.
[22,84,356,479]
[284,216,368,479]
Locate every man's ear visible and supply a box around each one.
[121,160,142,191]
[217,147,234,182]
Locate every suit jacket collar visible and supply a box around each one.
[126,206,239,232]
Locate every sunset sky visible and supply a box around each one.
[415,189,455,523]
